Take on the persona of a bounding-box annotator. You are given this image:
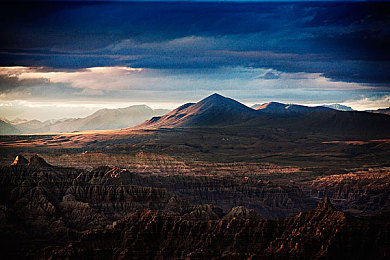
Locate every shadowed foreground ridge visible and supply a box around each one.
[0,155,390,259]
[1,155,389,259]
[47,198,390,259]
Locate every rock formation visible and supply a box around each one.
[1,155,389,258]
[46,198,390,259]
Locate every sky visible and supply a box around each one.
[0,1,390,120]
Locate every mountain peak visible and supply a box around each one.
[206,93,224,99]
[198,93,233,105]
[28,154,52,168]
[136,93,258,128]
[11,154,29,166]
[197,93,254,110]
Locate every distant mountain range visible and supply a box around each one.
[2,95,390,137]
[252,102,333,115]
[140,94,337,129]
[366,107,390,115]
[0,105,170,135]
[252,103,356,112]
[322,104,355,111]
[0,120,21,135]
[252,103,390,114]
[137,93,390,140]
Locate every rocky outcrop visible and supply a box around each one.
[10,155,29,167]
[223,205,261,219]
[65,183,189,220]
[302,168,390,216]
[46,198,390,259]
[68,161,316,219]
[2,156,389,258]
[28,154,52,169]
[183,204,224,221]
[0,155,192,257]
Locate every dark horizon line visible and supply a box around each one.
[0,0,376,2]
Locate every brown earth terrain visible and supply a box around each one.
[1,154,389,258]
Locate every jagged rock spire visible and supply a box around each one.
[11,154,29,166]
[317,197,335,212]
[223,206,261,219]
[28,154,52,168]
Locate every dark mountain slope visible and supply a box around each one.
[366,107,390,115]
[253,101,334,115]
[242,107,390,139]
[136,94,390,140]
[288,110,390,139]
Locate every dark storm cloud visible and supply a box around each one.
[0,74,49,92]
[0,2,389,85]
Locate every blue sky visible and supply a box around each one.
[0,1,389,120]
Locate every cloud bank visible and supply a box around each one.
[0,2,389,119]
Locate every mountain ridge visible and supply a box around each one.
[366,107,390,115]
[253,101,334,115]
[323,104,355,111]
[1,105,170,134]
[0,120,21,135]
[135,94,390,140]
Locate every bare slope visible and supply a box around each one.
[138,93,259,128]
[136,94,390,139]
